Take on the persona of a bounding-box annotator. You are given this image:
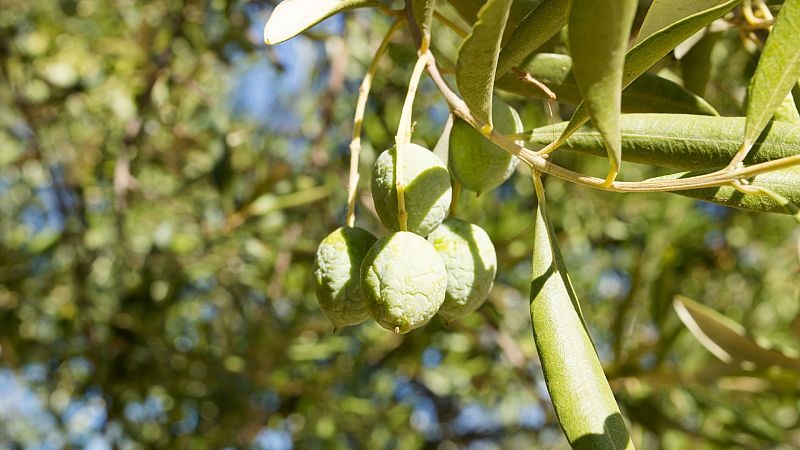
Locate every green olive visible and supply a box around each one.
[449,96,523,194]
[371,143,452,236]
[360,231,447,333]
[312,226,377,328]
[428,219,497,321]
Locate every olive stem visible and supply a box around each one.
[395,50,432,231]
[346,18,404,228]
[449,180,461,217]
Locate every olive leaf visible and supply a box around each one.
[444,0,543,44]
[495,0,569,77]
[636,0,724,44]
[264,0,377,45]
[674,296,800,371]
[793,81,800,113]
[775,92,800,124]
[529,114,800,170]
[456,0,512,127]
[681,31,721,96]
[568,0,637,184]
[497,53,718,113]
[412,0,434,50]
[553,0,741,152]
[735,0,800,164]
[530,175,634,450]
[656,166,800,215]
[433,114,454,165]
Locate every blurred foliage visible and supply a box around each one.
[0,0,799,449]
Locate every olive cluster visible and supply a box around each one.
[313,99,522,333]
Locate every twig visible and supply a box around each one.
[394,51,432,231]
[347,18,404,227]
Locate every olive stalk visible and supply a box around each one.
[347,18,404,227]
[394,50,432,231]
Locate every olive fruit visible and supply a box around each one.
[360,231,447,333]
[371,143,452,236]
[449,97,523,194]
[428,219,497,321]
[312,226,377,328]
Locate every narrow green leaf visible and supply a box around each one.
[530,176,634,450]
[529,114,800,170]
[674,296,800,371]
[792,81,800,113]
[636,0,724,44]
[552,0,741,150]
[456,0,513,126]
[442,0,543,46]
[681,31,721,96]
[264,0,377,45]
[774,92,800,124]
[568,0,637,184]
[495,0,569,77]
[496,53,718,114]
[741,0,800,155]
[659,166,800,215]
[412,0,435,50]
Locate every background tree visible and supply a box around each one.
[0,0,799,448]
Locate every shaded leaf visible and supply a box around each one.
[553,0,741,150]
[568,0,637,183]
[740,0,800,157]
[456,0,512,126]
[674,296,800,371]
[496,54,718,115]
[681,31,722,96]
[264,0,377,45]
[637,0,724,44]
[530,176,634,450]
[495,0,569,77]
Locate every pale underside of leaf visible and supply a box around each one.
[741,0,800,153]
[568,0,637,184]
[674,296,800,371]
[456,0,513,127]
[636,0,725,44]
[530,176,634,450]
[553,0,741,151]
[264,0,377,45]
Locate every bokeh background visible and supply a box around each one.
[1,0,799,448]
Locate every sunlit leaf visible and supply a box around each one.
[637,0,724,44]
[456,0,512,126]
[264,0,377,45]
[568,0,643,184]
[495,0,569,76]
[529,114,800,170]
[530,175,634,450]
